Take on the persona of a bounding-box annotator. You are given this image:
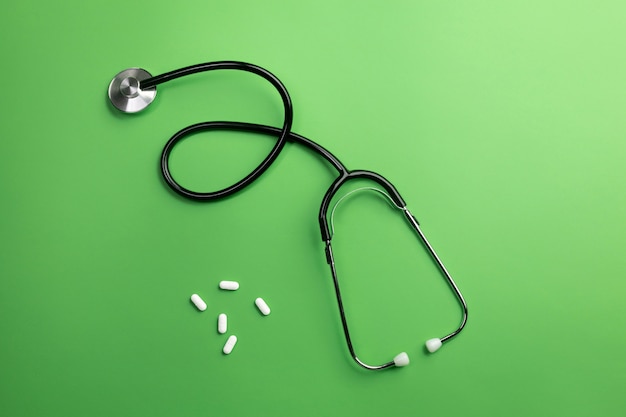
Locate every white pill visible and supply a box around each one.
[255,297,271,316]
[190,294,207,311]
[223,335,237,355]
[218,313,227,334]
[219,280,240,291]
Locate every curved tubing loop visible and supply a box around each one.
[146,61,294,201]
[161,121,348,200]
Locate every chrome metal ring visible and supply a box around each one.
[108,68,156,113]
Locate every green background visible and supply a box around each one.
[1,1,625,416]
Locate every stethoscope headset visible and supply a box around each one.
[108,61,467,370]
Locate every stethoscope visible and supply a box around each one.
[108,61,467,370]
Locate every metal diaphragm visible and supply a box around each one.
[108,68,156,113]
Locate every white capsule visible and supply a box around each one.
[190,294,207,311]
[219,280,239,291]
[223,335,237,355]
[255,297,271,316]
[218,313,227,334]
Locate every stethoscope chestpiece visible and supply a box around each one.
[107,68,156,113]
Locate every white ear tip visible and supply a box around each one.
[393,352,410,367]
[425,338,442,353]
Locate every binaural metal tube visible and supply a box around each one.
[403,209,468,343]
[325,240,396,371]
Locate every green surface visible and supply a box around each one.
[1,1,626,416]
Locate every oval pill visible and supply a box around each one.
[255,297,271,316]
[190,294,207,311]
[219,280,240,291]
[223,335,237,354]
[218,313,227,334]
